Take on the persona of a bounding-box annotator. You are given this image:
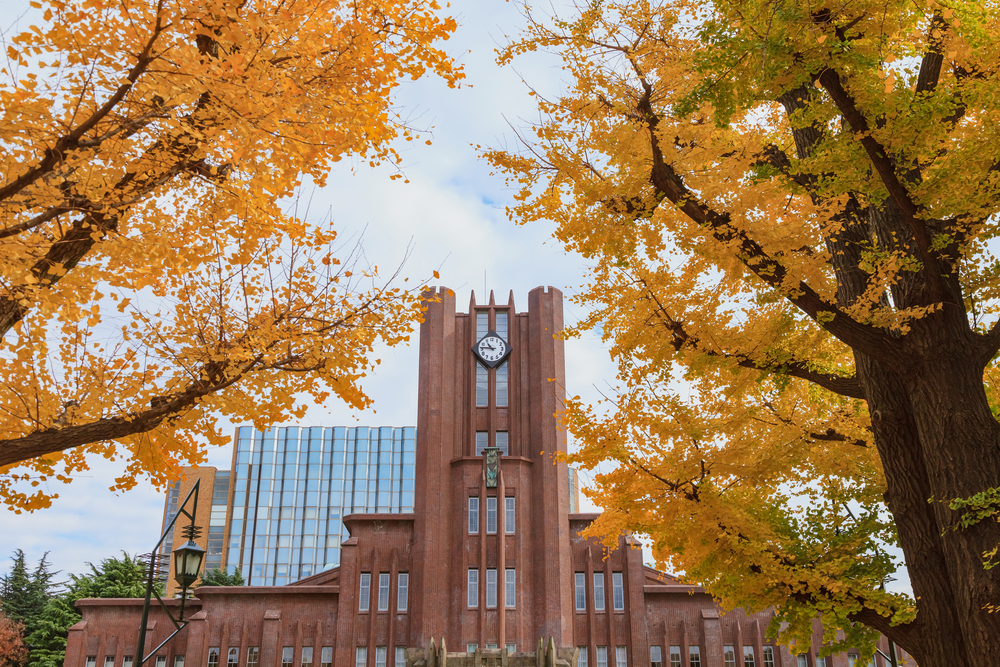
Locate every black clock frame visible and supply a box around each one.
[472,329,512,369]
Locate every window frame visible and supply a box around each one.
[468,568,479,608]
[394,648,405,667]
[596,647,608,667]
[359,573,371,612]
[321,649,332,667]
[505,568,516,608]
[762,648,774,667]
[723,647,736,667]
[486,568,498,608]
[742,647,755,667]
[504,497,515,534]
[468,497,479,534]
[578,648,588,667]
[397,572,409,612]
[281,648,293,667]
[574,572,586,611]
[301,648,314,667]
[611,572,624,610]
[247,648,259,667]
[650,646,662,667]
[688,648,701,667]
[593,572,605,611]
[208,648,221,667]
[227,648,239,667]
[486,496,497,534]
[355,648,367,667]
[615,646,626,667]
[375,647,387,667]
[378,573,390,611]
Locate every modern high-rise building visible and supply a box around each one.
[67,287,909,667]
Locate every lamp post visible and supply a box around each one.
[134,479,205,666]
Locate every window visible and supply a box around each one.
[476,364,488,407]
[669,647,681,667]
[486,645,498,650]
[723,647,735,667]
[496,312,508,340]
[616,647,626,667]
[375,647,387,667]
[359,573,371,611]
[468,569,479,607]
[104,658,115,667]
[796,657,807,667]
[228,648,239,667]
[378,573,390,611]
[762,648,774,667]
[649,646,662,667]
[88,658,98,667]
[356,648,367,667]
[506,645,516,654]
[321,649,333,667]
[574,572,586,610]
[593,572,605,611]
[612,572,624,610]
[467,646,477,653]
[469,497,480,534]
[395,648,405,667]
[398,572,409,611]
[688,648,700,667]
[815,657,826,667]
[486,568,498,608]
[281,649,293,667]
[156,658,166,667]
[486,497,497,534]
[477,312,488,339]
[247,648,259,667]
[505,568,516,607]
[504,497,515,533]
[496,364,508,408]
[596,647,608,667]
[301,649,314,667]
[124,658,134,667]
[743,647,755,667]
[476,432,488,455]
[208,649,220,667]
[578,648,588,667]
[847,656,857,667]
[175,658,186,667]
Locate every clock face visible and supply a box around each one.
[473,331,511,368]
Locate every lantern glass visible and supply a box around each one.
[172,540,205,590]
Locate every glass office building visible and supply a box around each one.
[227,426,416,586]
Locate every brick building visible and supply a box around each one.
[64,287,910,667]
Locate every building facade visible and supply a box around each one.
[66,287,910,667]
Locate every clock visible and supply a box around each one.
[473,330,511,368]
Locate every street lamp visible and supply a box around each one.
[172,539,205,591]
[133,479,204,666]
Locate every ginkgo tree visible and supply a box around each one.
[0,0,460,510]
[487,0,1000,664]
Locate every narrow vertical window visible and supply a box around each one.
[496,312,508,341]
[593,572,605,611]
[355,648,367,667]
[106,658,115,667]
[475,432,488,455]
[649,646,662,667]
[763,649,775,667]
[469,497,480,534]
[378,573,390,611]
[175,658,186,667]
[476,364,488,407]
[578,649,588,667]
[395,648,405,667]
[688,648,700,667]
[208,649,220,667]
[574,572,586,610]
[301,648,313,667]
[504,497,515,533]
[228,648,239,667]
[468,568,479,607]
[611,572,624,610]
[321,649,332,667]
[375,648,386,667]
[668,647,680,667]
[742,647,754,667]
[505,568,516,607]
[495,431,509,456]
[359,572,371,612]
[156,658,166,667]
[477,312,489,339]
[486,496,497,533]
[495,363,508,408]
[124,658,134,667]
[247,649,259,667]
[88,658,98,667]
[814,657,826,667]
[397,572,409,611]
[596,647,607,667]
[486,568,498,608]
[723,647,735,667]
[281,649,293,667]
[615,647,626,667]
[795,658,807,667]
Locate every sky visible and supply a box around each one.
[0,0,913,599]
[0,0,624,580]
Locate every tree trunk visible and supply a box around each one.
[860,322,1000,667]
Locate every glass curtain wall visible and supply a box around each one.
[228,426,416,586]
